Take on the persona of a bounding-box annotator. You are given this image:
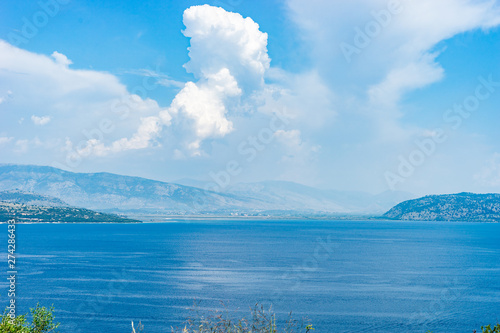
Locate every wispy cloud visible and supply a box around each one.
[474,153,500,187]
[31,115,51,126]
[0,137,13,145]
[123,68,186,88]
[287,0,500,132]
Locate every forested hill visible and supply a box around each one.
[0,190,139,223]
[384,193,500,222]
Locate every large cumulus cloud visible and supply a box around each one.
[183,5,270,91]
[93,5,271,156]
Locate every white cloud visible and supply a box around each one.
[10,137,59,154]
[51,51,73,67]
[275,129,321,160]
[288,0,500,71]
[0,137,13,145]
[182,4,270,91]
[125,68,185,89]
[275,129,303,148]
[0,40,166,160]
[31,115,51,126]
[474,153,500,187]
[102,5,272,156]
[174,5,270,154]
[258,69,336,129]
[287,0,500,123]
[368,53,445,109]
[279,0,500,191]
[14,139,29,153]
[273,129,322,184]
[0,6,326,166]
[168,68,241,154]
[0,5,274,160]
[0,90,13,105]
[75,116,163,157]
[0,40,126,98]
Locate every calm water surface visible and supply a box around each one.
[1,220,499,332]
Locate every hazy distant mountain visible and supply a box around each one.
[175,179,415,214]
[225,181,350,213]
[0,164,260,214]
[383,192,500,222]
[0,164,413,215]
[173,178,213,189]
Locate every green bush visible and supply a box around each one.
[479,323,500,333]
[0,304,59,333]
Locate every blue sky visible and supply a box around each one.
[1,0,500,196]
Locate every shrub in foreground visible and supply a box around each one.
[0,303,59,333]
[476,323,500,333]
[132,303,314,333]
[2,303,498,332]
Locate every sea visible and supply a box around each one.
[1,220,499,332]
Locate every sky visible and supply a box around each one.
[0,0,499,196]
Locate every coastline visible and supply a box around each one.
[2,216,498,224]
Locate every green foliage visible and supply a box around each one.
[0,313,29,333]
[480,323,500,333]
[0,304,59,333]
[3,302,498,333]
[29,304,59,333]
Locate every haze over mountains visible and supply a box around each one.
[2,165,500,222]
[0,164,414,215]
[176,178,415,214]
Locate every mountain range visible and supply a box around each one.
[1,165,499,222]
[175,178,415,214]
[0,164,414,215]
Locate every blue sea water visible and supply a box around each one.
[1,220,499,332]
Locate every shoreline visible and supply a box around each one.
[1,217,499,224]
